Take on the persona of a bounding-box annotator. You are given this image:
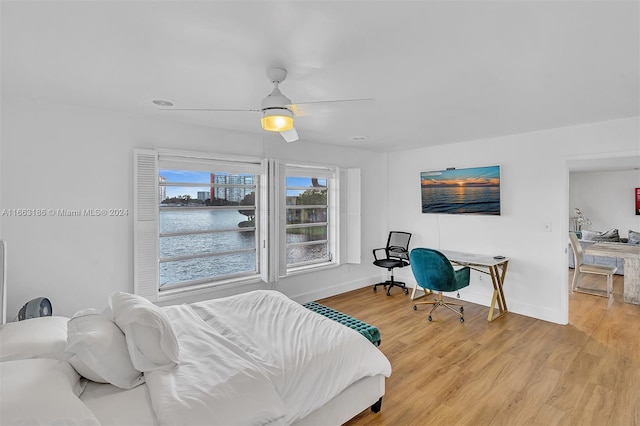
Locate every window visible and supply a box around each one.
[134,149,264,301]
[285,176,329,266]
[158,170,258,289]
[282,164,338,273]
[134,150,358,301]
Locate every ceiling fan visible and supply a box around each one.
[157,67,374,143]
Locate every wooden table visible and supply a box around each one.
[430,250,510,322]
[585,242,640,304]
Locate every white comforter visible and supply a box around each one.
[146,290,391,425]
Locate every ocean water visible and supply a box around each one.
[421,186,500,215]
[159,209,256,287]
[159,209,326,287]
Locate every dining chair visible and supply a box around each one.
[568,232,616,297]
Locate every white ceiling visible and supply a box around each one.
[1,1,638,153]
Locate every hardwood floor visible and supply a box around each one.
[317,271,640,426]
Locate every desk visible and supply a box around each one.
[585,243,640,305]
[442,250,510,322]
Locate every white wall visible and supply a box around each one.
[2,95,637,324]
[386,117,640,324]
[0,96,388,318]
[0,124,3,240]
[570,170,640,237]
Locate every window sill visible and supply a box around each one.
[158,274,264,302]
[285,261,340,277]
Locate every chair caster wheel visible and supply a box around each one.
[404,288,409,295]
[460,317,464,323]
[460,307,464,313]
[373,287,377,292]
[386,292,391,296]
[428,315,432,321]
[413,305,417,311]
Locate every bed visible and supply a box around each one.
[0,285,391,425]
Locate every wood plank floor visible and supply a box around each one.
[317,271,640,426]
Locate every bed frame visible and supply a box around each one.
[81,373,384,425]
[294,375,384,424]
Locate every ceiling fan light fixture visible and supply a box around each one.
[261,108,294,132]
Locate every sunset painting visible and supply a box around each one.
[420,166,501,215]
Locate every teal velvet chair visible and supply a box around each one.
[409,248,471,323]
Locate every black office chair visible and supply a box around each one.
[373,231,412,296]
[409,248,470,322]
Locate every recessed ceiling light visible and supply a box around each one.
[350,136,369,142]
[152,99,174,107]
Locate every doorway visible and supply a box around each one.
[565,152,640,323]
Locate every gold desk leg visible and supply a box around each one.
[411,286,431,300]
[487,261,509,323]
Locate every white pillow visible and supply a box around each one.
[581,229,620,242]
[109,292,180,372]
[580,229,598,241]
[0,316,69,361]
[0,358,100,425]
[65,309,145,389]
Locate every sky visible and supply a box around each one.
[159,170,221,199]
[420,166,500,187]
[159,170,325,199]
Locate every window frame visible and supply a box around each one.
[134,150,357,302]
[157,170,260,291]
[281,163,340,275]
[134,149,266,301]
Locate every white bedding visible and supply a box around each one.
[145,303,287,425]
[189,290,392,424]
[1,290,391,426]
[1,358,100,426]
[81,381,156,426]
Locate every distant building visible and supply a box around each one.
[212,174,255,202]
[197,191,210,201]
[158,176,167,203]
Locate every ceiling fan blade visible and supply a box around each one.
[280,127,299,143]
[289,98,375,117]
[158,108,260,112]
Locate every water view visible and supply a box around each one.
[421,186,501,215]
[421,166,501,215]
[159,209,327,287]
[159,209,256,287]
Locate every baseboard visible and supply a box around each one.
[410,286,566,325]
[507,299,565,324]
[290,275,382,305]
[289,272,566,325]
